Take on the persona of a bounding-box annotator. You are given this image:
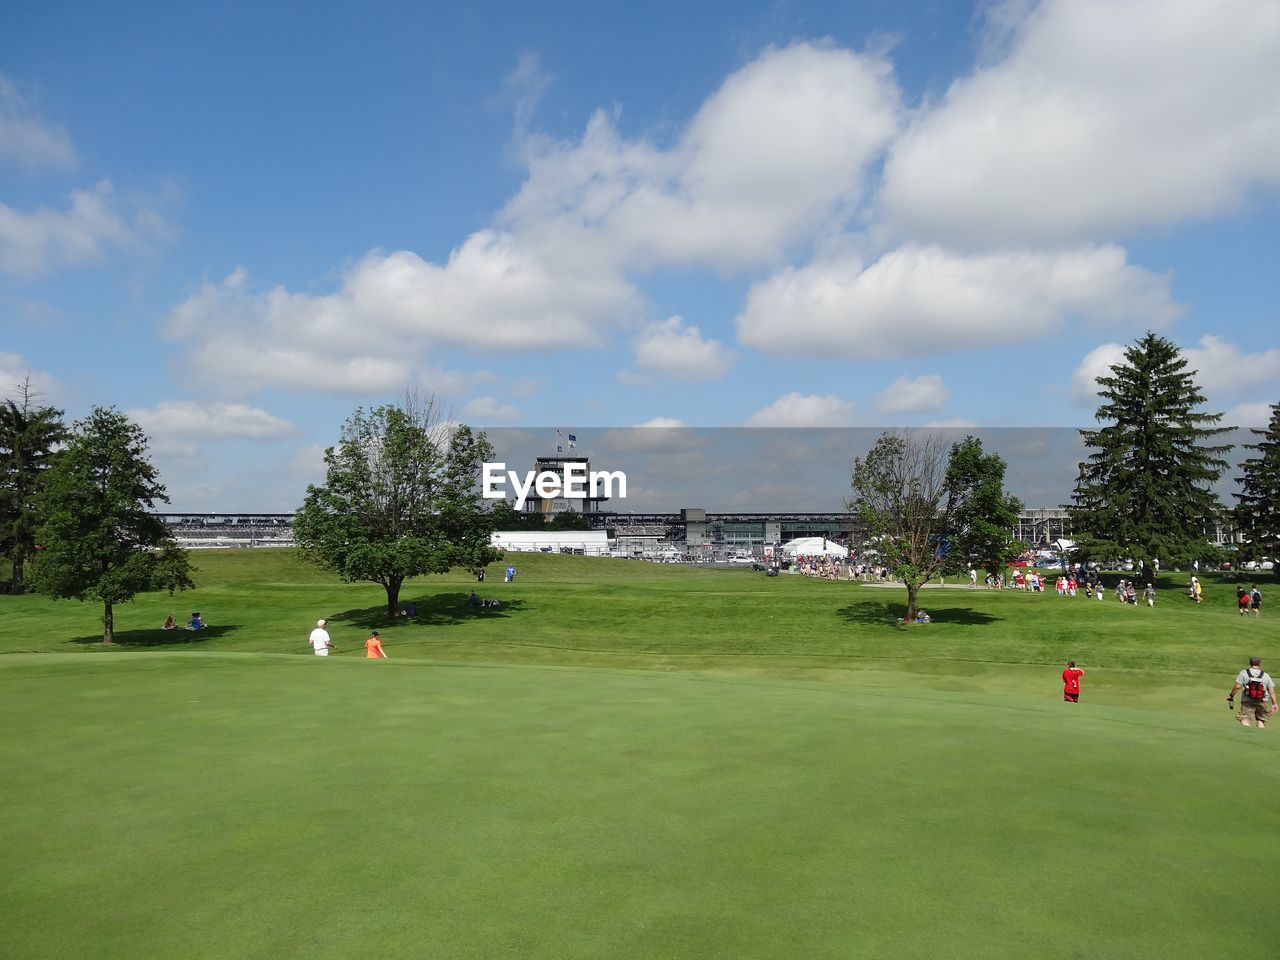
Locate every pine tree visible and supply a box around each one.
[29,407,193,643]
[0,376,68,594]
[1069,332,1232,579]
[1234,403,1280,579]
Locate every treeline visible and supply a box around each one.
[848,332,1278,626]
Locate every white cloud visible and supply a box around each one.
[1225,403,1275,428]
[615,370,650,387]
[746,392,858,427]
[635,417,686,429]
[166,246,635,394]
[0,75,76,173]
[127,401,294,441]
[737,244,1181,359]
[1183,335,1280,397]
[462,396,525,422]
[185,337,414,395]
[880,0,1280,246]
[1070,342,1126,402]
[1071,336,1280,406]
[0,353,61,403]
[0,182,144,276]
[165,43,902,392]
[504,41,901,270]
[632,315,734,381]
[876,374,948,414]
[125,400,295,461]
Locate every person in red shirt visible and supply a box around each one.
[365,631,388,659]
[1063,660,1084,702]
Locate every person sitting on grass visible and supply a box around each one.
[163,614,176,630]
[187,612,204,630]
[469,590,481,605]
[916,610,931,624]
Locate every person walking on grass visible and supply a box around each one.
[1143,582,1155,607]
[365,630,388,659]
[1228,656,1277,729]
[1251,585,1262,619]
[308,619,335,657]
[1063,660,1085,703]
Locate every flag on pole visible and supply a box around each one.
[567,433,576,449]
[556,445,563,454]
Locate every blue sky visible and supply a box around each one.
[2,0,1278,511]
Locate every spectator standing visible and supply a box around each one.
[309,619,334,657]
[365,631,388,659]
[1238,587,1251,616]
[1143,583,1155,607]
[1063,661,1085,703]
[1228,656,1277,728]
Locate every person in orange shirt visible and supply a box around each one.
[365,631,388,659]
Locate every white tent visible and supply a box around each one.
[780,536,849,558]
[491,530,610,556]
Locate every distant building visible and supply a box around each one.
[521,455,614,518]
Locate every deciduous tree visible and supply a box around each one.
[29,407,193,643]
[943,436,1024,580]
[294,396,499,619]
[849,431,1019,623]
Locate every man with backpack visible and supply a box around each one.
[1227,656,1277,728]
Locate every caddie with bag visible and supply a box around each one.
[1227,656,1277,729]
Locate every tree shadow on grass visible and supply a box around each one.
[837,598,999,627]
[326,593,528,632]
[66,625,238,647]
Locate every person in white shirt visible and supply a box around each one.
[308,619,334,656]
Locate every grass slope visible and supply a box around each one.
[1,551,1274,693]
[2,654,1278,960]
[2,553,1278,958]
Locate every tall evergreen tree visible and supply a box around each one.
[0,376,68,594]
[28,407,193,643]
[1069,332,1232,580]
[1234,402,1280,579]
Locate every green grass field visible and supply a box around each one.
[2,552,1278,958]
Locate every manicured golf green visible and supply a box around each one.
[1,552,1278,958]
